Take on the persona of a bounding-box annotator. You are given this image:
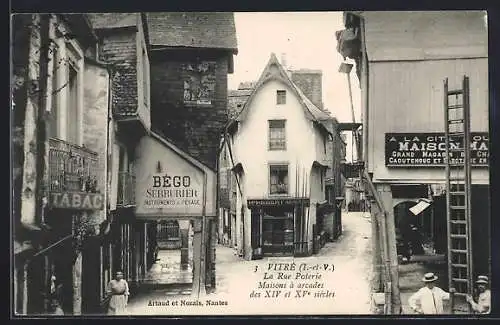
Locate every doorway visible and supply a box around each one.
[261,206,294,256]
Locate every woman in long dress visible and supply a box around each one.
[106,271,130,315]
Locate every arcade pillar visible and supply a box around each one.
[178,220,191,270]
[376,183,401,314]
[191,219,206,297]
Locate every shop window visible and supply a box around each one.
[262,208,294,255]
[269,120,286,150]
[270,164,288,195]
[182,61,216,106]
[276,90,286,105]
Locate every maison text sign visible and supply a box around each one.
[385,133,489,167]
[247,198,310,208]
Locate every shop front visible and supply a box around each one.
[43,138,105,315]
[247,198,310,258]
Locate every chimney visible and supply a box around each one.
[280,53,287,69]
[291,69,324,110]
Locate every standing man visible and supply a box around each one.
[466,275,491,314]
[408,273,455,314]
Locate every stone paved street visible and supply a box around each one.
[141,249,193,285]
[127,212,374,315]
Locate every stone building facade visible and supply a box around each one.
[12,13,110,315]
[145,12,238,293]
[89,13,153,305]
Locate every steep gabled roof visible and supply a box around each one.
[230,53,332,134]
[145,12,238,53]
[228,88,252,120]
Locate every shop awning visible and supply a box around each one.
[312,160,329,169]
[338,122,362,131]
[409,198,433,215]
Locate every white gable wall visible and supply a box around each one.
[231,78,327,259]
[233,79,326,198]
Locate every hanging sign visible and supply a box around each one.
[49,192,104,210]
[385,132,489,167]
[247,198,310,208]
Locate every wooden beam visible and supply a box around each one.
[377,183,402,314]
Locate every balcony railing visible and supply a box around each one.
[48,138,99,193]
[117,171,136,207]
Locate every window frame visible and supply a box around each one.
[276,90,286,105]
[268,119,287,151]
[269,163,289,196]
[49,22,84,146]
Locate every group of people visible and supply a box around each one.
[408,272,491,314]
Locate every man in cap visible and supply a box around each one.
[408,272,455,314]
[466,275,491,314]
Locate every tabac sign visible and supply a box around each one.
[49,192,104,210]
[385,133,489,167]
[134,133,216,218]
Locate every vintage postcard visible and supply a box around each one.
[11,11,491,316]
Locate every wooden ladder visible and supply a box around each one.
[444,76,473,313]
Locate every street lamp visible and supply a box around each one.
[338,62,353,75]
[338,62,355,124]
[338,62,361,162]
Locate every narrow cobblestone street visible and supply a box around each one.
[127,211,373,315]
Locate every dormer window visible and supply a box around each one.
[276,90,286,105]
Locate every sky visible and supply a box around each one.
[228,12,362,160]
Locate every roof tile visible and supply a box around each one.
[233,53,332,132]
[88,13,139,29]
[145,12,238,52]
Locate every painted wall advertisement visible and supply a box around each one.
[134,135,209,218]
[385,132,489,167]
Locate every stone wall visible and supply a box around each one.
[150,50,230,171]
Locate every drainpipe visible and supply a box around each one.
[102,64,113,300]
[197,170,208,298]
[360,16,369,168]
[213,132,222,283]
